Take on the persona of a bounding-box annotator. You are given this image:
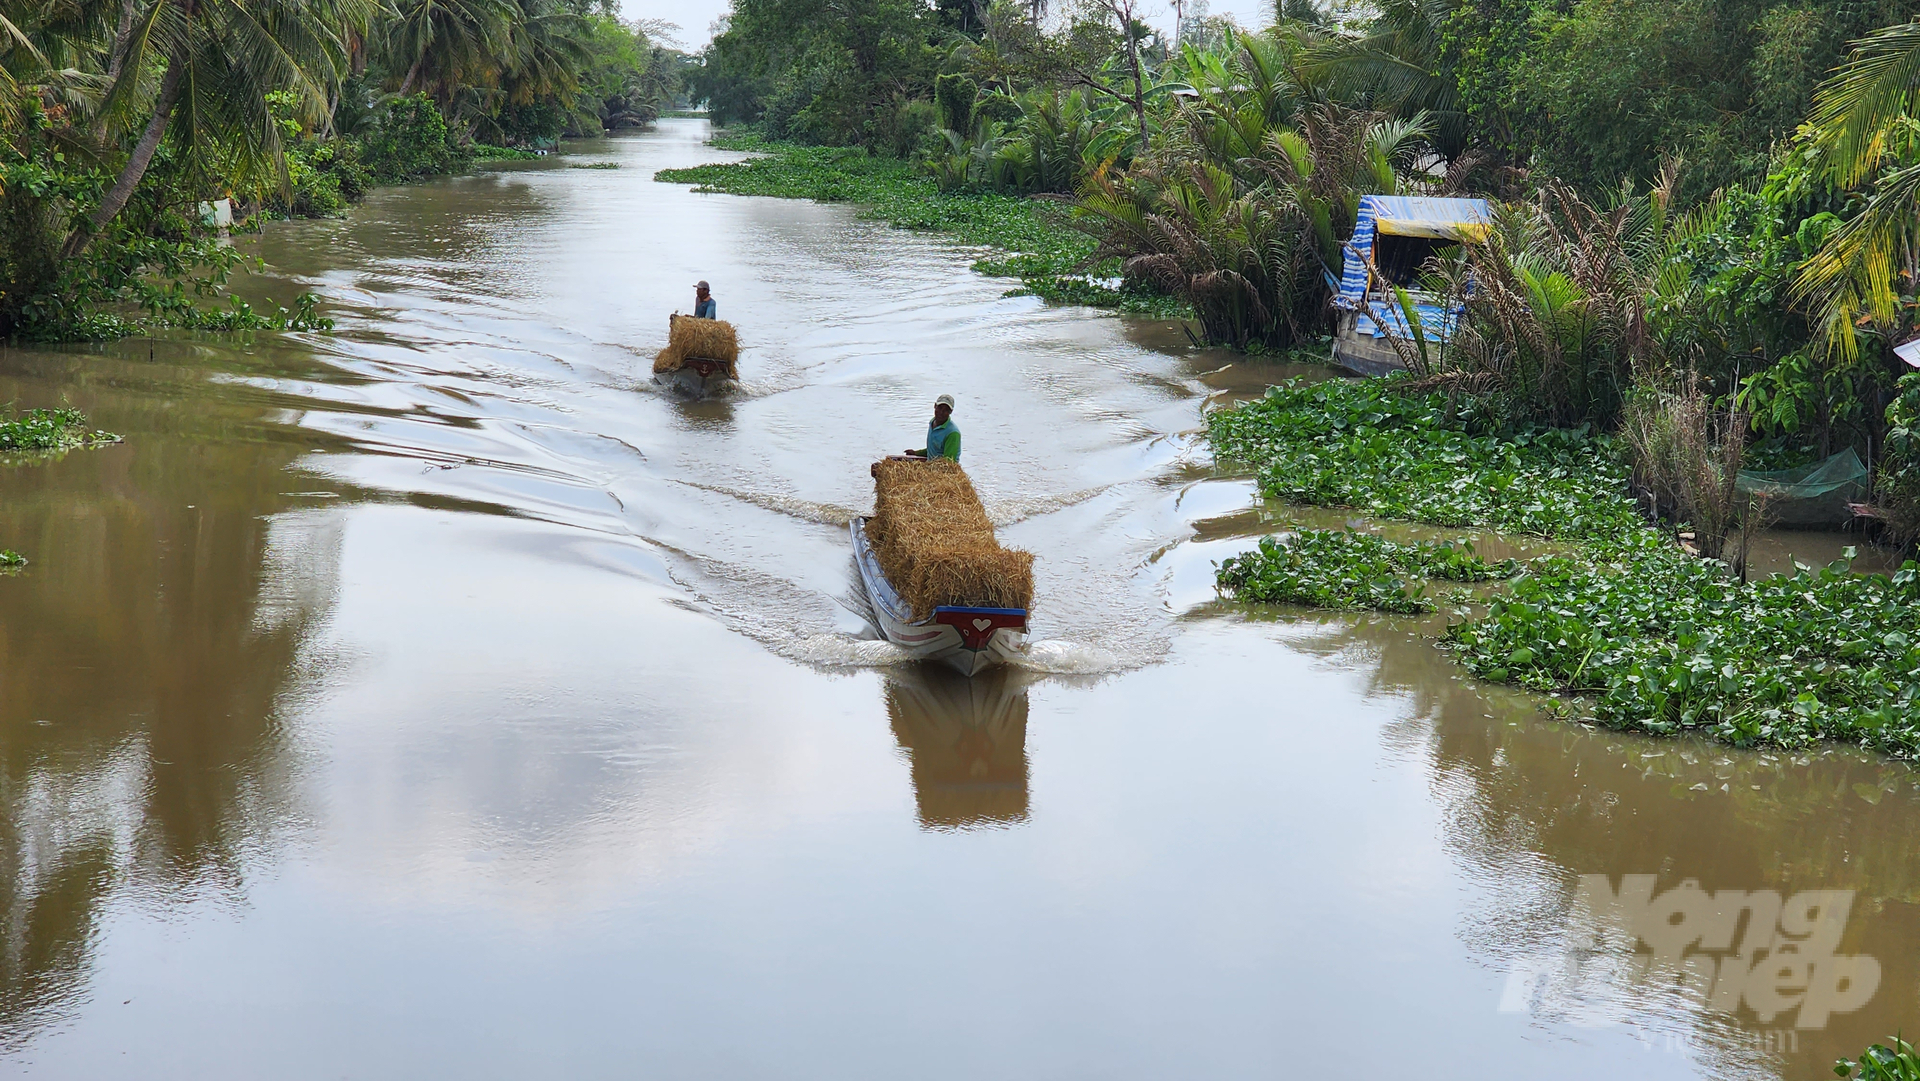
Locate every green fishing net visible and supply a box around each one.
[1736,448,1869,527]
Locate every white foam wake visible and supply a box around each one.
[1009,639,1120,674]
[674,480,861,526]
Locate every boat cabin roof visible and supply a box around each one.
[1337,195,1493,311]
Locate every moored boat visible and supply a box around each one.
[852,516,1027,676]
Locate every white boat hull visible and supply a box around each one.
[851,518,1027,676]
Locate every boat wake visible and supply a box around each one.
[674,480,860,526]
[777,632,1121,675]
[784,634,915,667]
[982,486,1110,527]
[1009,639,1121,674]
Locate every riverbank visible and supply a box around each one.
[1211,376,1920,758]
[653,132,1188,318]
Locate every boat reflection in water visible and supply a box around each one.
[884,665,1031,830]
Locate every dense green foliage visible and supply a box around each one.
[0,0,694,340]
[1212,377,1920,758]
[694,0,943,145]
[1217,528,1514,613]
[1449,542,1920,756]
[1443,0,1910,198]
[1209,377,1646,542]
[655,134,1184,314]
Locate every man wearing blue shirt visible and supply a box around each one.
[906,394,961,463]
[693,280,717,319]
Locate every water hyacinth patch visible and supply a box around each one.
[1448,549,1920,758]
[0,407,118,453]
[1209,377,1648,543]
[0,550,24,570]
[1217,529,1517,613]
[1210,376,1920,759]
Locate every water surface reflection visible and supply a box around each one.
[1266,609,1920,1077]
[0,345,345,1050]
[886,666,1030,830]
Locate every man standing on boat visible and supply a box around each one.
[692,281,717,319]
[905,394,961,463]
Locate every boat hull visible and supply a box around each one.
[851,517,1027,676]
[654,362,734,397]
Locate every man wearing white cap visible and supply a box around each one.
[905,394,961,463]
[692,281,716,319]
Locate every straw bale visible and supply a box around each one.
[869,458,1035,619]
[653,314,740,378]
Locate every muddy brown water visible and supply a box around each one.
[0,120,1915,1079]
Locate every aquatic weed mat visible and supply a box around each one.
[1207,376,1645,543]
[0,407,120,457]
[1216,529,1518,614]
[1208,377,1920,757]
[1445,543,1920,758]
[869,458,1034,619]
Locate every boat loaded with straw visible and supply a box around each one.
[653,314,739,394]
[852,457,1033,675]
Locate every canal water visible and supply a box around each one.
[0,120,1914,1079]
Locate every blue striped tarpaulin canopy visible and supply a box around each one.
[1336,195,1493,310]
[1353,298,1462,342]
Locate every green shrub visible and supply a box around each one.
[361,95,470,183]
[1880,373,1920,546]
[934,73,976,133]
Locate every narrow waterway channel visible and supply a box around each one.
[1,119,1915,1079]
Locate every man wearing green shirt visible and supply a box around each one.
[905,393,961,463]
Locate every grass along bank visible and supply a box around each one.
[653,133,1187,317]
[1210,377,1920,759]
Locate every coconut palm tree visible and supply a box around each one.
[66,0,370,257]
[498,0,589,109]
[381,0,514,100]
[1795,19,1920,358]
[1074,97,1430,349]
[1299,0,1465,159]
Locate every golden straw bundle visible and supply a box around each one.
[653,314,740,378]
[868,458,1035,619]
